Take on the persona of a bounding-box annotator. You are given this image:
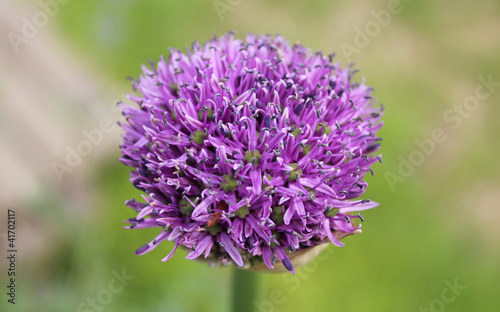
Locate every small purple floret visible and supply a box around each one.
[119,33,383,273]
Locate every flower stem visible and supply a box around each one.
[231,268,260,312]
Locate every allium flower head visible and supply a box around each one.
[119,32,383,274]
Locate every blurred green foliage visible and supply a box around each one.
[2,0,500,311]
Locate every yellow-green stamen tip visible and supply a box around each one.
[271,206,284,225]
[207,223,221,235]
[325,208,340,217]
[315,123,332,135]
[303,144,312,155]
[198,109,214,121]
[221,174,238,192]
[235,206,249,218]
[169,83,178,93]
[244,150,262,166]
[270,231,281,248]
[191,130,205,145]
[179,197,194,216]
[288,163,302,181]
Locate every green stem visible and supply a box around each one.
[231,268,260,312]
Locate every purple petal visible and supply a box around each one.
[219,233,244,267]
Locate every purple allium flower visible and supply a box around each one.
[119,32,383,274]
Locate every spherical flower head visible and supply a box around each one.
[119,32,383,274]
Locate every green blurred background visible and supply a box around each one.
[1,0,499,311]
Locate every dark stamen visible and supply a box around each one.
[294,103,303,115]
[135,244,149,255]
[358,213,364,222]
[282,258,294,272]
[264,116,271,128]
